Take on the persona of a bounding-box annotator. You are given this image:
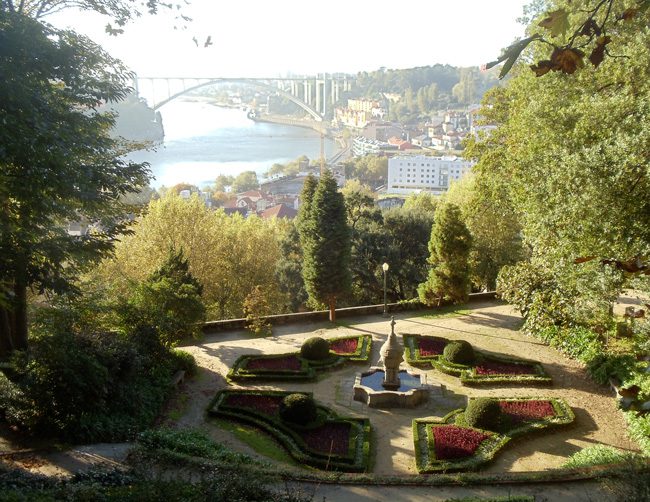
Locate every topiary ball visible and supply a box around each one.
[465,397,501,431]
[300,336,331,361]
[443,340,475,365]
[279,393,317,426]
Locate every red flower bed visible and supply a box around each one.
[245,355,302,371]
[432,425,490,460]
[224,394,283,417]
[474,360,536,376]
[298,422,351,456]
[329,338,358,355]
[499,400,555,423]
[418,337,446,357]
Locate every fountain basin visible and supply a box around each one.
[353,367,429,408]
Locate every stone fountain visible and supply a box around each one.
[353,317,429,408]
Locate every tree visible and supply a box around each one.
[122,248,205,348]
[301,171,351,321]
[232,170,259,193]
[275,224,308,312]
[0,12,150,356]
[418,203,472,305]
[1,0,191,34]
[383,208,435,300]
[470,1,650,328]
[341,180,381,230]
[94,193,287,320]
[214,174,234,193]
[444,173,524,291]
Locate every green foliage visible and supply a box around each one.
[274,223,308,312]
[561,444,642,469]
[279,393,318,426]
[169,349,198,377]
[121,249,206,348]
[300,170,351,317]
[231,170,259,193]
[464,398,501,431]
[0,11,150,355]
[418,203,472,305]
[300,337,331,361]
[0,329,173,442]
[402,192,438,215]
[243,285,272,336]
[137,427,258,465]
[342,156,388,188]
[443,340,475,365]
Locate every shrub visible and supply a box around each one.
[279,393,317,426]
[300,337,330,361]
[561,444,641,469]
[443,340,475,365]
[169,349,198,377]
[243,285,272,336]
[465,398,501,431]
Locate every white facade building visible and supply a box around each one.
[386,155,474,195]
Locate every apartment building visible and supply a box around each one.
[386,155,474,194]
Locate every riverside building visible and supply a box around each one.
[386,155,474,195]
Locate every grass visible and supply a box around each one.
[561,444,642,469]
[209,417,301,467]
[165,392,190,421]
[420,305,473,319]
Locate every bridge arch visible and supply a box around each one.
[147,78,323,121]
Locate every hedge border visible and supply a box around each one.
[404,334,552,386]
[227,335,372,382]
[413,397,575,473]
[207,389,371,472]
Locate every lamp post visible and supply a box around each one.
[382,262,389,316]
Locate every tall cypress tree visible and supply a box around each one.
[301,171,351,321]
[418,202,472,306]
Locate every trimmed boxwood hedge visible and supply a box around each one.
[227,334,372,382]
[403,334,552,386]
[208,389,371,472]
[413,397,574,473]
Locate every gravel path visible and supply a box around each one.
[169,300,639,476]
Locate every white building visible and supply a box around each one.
[386,155,474,195]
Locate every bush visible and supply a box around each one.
[279,393,317,426]
[465,398,501,431]
[169,349,198,377]
[443,340,475,365]
[300,337,330,361]
[561,444,641,468]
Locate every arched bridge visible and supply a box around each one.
[134,75,355,121]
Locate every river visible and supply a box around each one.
[127,100,336,188]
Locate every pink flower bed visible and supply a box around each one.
[432,425,490,460]
[418,337,446,357]
[224,394,283,417]
[329,338,358,355]
[298,422,351,456]
[474,360,536,376]
[245,355,302,371]
[499,400,555,423]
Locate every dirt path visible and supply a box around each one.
[169,301,639,476]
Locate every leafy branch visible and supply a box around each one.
[486,0,649,78]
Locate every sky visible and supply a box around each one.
[49,0,530,78]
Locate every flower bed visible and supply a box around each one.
[499,399,556,423]
[413,397,574,473]
[227,334,372,382]
[245,355,302,371]
[208,389,370,472]
[329,337,358,355]
[403,334,551,385]
[432,425,491,460]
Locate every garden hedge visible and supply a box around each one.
[413,397,574,473]
[404,334,552,386]
[208,389,371,472]
[227,334,372,382]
